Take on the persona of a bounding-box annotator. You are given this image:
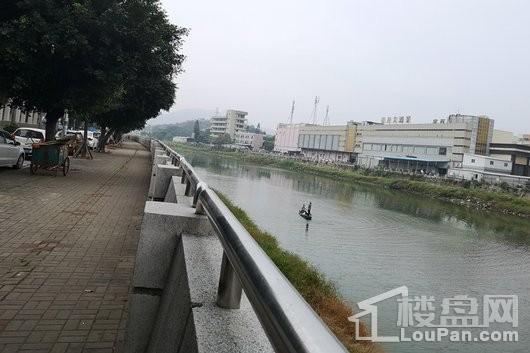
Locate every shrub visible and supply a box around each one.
[2,123,19,134]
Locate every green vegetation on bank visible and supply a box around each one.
[173,142,530,218]
[216,192,375,353]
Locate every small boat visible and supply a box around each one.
[299,209,312,220]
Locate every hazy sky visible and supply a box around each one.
[161,0,530,133]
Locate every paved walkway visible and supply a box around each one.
[0,142,150,353]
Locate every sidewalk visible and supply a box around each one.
[0,142,150,353]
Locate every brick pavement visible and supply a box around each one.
[0,142,150,353]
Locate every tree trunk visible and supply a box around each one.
[74,120,93,159]
[97,128,113,152]
[81,122,88,158]
[44,108,63,141]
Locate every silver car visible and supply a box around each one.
[0,130,25,169]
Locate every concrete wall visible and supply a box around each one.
[462,153,512,174]
[448,168,530,187]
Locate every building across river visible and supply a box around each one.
[271,114,530,184]
[355,114,494,175]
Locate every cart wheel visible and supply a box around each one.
[63,157,70,176]
[30,163,38,175]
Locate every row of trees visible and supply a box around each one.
[0,0,187,150]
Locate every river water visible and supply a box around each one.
[183,151,529,353]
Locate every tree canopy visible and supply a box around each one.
[0,0,187,142]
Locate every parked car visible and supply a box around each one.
[0,130,25,169]
[12,127,45,159]
[55,130,84,155]
[75,130,99,149]
[55,130,83,141]
[56,130,99,149]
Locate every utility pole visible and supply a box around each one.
[289,100,295,125]
[311,96,320,124]
[323,105,330,126]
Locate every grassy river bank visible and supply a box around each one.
[172,142,530,219]
[216,192,376,353]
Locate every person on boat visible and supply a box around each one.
[307,202,312,215]
[301,203,306,213]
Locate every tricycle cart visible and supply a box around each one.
[30,140,70,176]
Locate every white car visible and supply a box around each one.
[12,127,45,158]
[58,130,98,149]
[55,130,83,142]
[77,130,99,149]
[0,130,25,169]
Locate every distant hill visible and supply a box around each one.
[148,109,215,125]
[143,119,209,141]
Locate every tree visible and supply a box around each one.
[213,134,232,146]
[92,0,187,151]
[0,0,130,140]
[263,135,275,151]
[193,120,201,141]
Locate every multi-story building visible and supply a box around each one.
[210,110,247,139]
[273,123,312,154]
[235,131,264,150]
[479,129,530,177]
[355,114,494,175]
[297,122,358,163]
[0,103,44,128]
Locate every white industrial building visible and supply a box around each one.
[447,153,529,187]
[235,131,264,150]
[297,123,358,163]
[273,123,313,154]
[356,114,494,175]
[210,110,248,139]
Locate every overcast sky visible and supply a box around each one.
[161,0,530,133]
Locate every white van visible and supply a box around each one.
[12,127,46,158]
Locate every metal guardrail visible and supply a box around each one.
[156,140,349,353]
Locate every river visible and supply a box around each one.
[183,151,529,353]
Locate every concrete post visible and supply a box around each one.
[216,253,243,309]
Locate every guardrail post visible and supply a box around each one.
[184,178,192,196]
[216,253,243,309]
[193,182,207,209]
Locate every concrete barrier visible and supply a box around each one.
[125,143,274,353]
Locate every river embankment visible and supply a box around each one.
[170,143,530,219]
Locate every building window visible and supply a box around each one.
[471,159,475,163]
[504,163,508,167]
[489,161,494,166]
[439,147,447,155]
